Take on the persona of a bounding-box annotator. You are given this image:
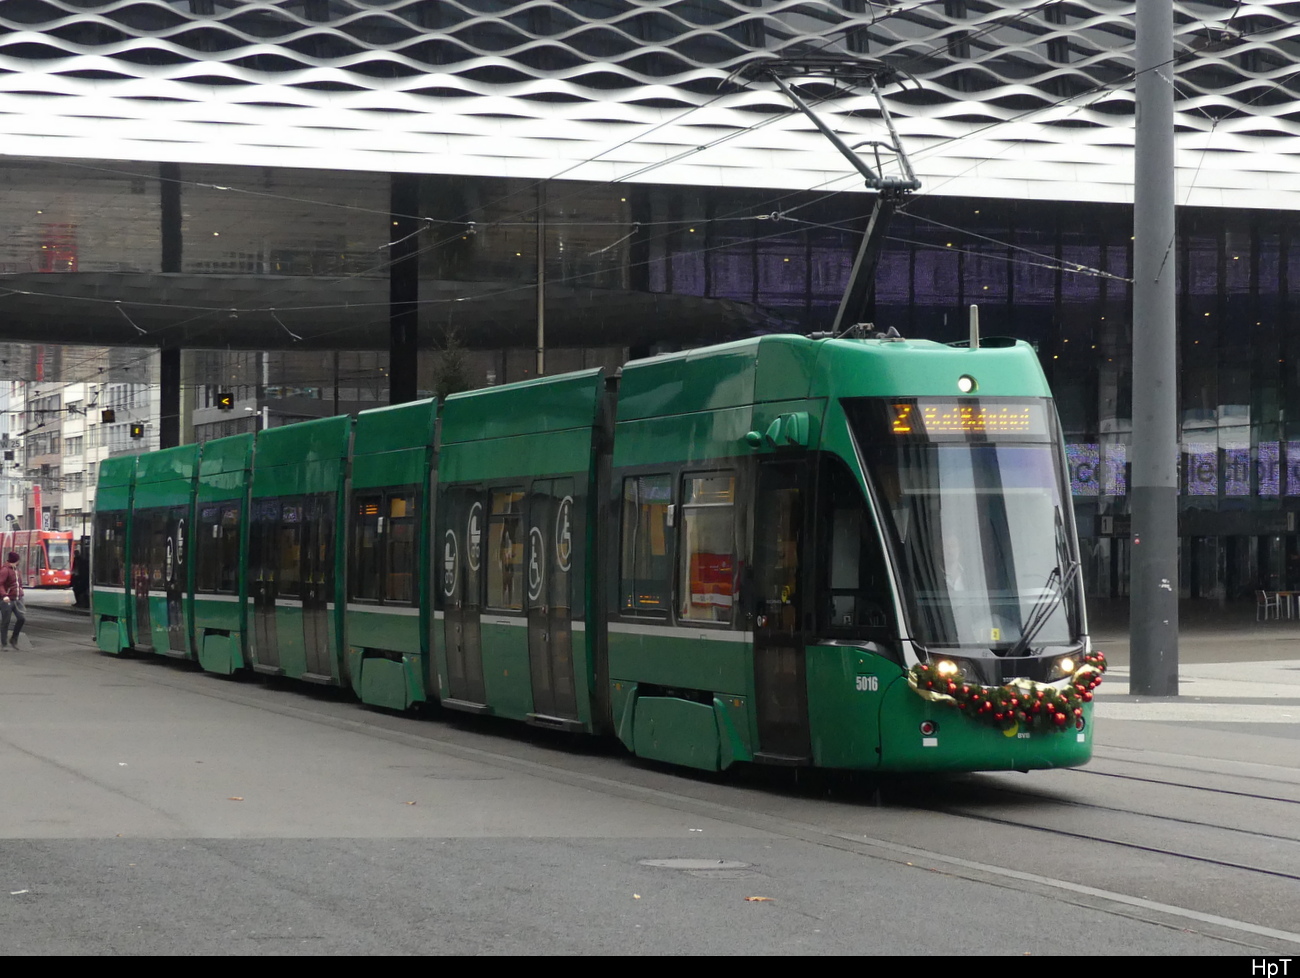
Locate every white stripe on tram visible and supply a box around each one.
[345,603,421,617]
[607,621,753,644]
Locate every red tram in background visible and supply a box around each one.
[0,529,73,588]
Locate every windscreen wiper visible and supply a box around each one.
[1007,558,1080,658]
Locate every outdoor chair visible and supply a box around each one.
[1257,590,1282,621]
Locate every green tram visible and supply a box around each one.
[92,334,1102,774]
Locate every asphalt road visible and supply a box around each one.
[4,595,1300,955]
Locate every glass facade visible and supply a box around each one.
[4,150,1300,601]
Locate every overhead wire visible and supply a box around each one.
[6,3,1294,391]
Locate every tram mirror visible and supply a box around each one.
[762,413,812,450]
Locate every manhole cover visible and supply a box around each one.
[639,858,750,871]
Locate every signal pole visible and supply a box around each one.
[1130,0,1179,695]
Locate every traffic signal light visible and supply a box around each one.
[101,409,116,424]
[129,423,144,440]
[216,391,234,411]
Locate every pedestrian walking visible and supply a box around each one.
[1,550,26,649]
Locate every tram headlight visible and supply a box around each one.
[1048,655,1077,680]
[934,658,961,678]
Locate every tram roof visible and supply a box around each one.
[134,443,199,485]
[616,334,1052,421]
[253,413,352,469]
[96,454,137,490]
[354,398,438,456]
[441,368,605,445]
[197,432,254,478]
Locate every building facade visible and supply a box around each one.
[2,2,1300,602]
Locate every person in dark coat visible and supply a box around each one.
[71,542,89,608]
[0,551,26,648]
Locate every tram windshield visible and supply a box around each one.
[47,540,71,570]
[846,397,1082,653]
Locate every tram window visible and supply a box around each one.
[678,474,736,623]
[817,457,893,638]
[278,500,302,597]
[351,495,383,602]
[93,511,126,586]
[218,504,240,593]
[620,474,671,617]
[251,499,280,586]
[313,494,335,591]
[148,512,167,590]
[754,468,802,632]
[48,538,70,571]
[386,493,416,604]
[197,505,221,592]
[486,488,524,611]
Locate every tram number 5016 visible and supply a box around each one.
[855,675,879,692]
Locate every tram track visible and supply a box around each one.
[20,607,1300,952]
[1074,766,1300,806]
[911,800,1300,884]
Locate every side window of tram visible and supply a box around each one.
[678,474,737,623]
[196,504,240,594]
[251,499,280,584]
[620,474,672,617]
[352,495,382,601]
[197,505,220,592]
[819,458,893,635]
[386,493,416,604]
[350,491,415,604]
[437,485,473,607]
[487,488,524,611]
[154,512,169,588]
[278,500,303,598]
[218,505,239,593]
[93,513,126,586]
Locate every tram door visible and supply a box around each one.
[130,510,155,650]
[752,461,811,761]
[300,494,334,677]
[442,486,486,704]
[526,479,578,721]
[250,498,281,669]
[163,506,187,652]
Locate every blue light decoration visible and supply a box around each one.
[1066,443,1099,496]
[1184,443,1218,497]
[1257,442,1281,496]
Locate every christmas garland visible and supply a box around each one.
[908,650,1107,733]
